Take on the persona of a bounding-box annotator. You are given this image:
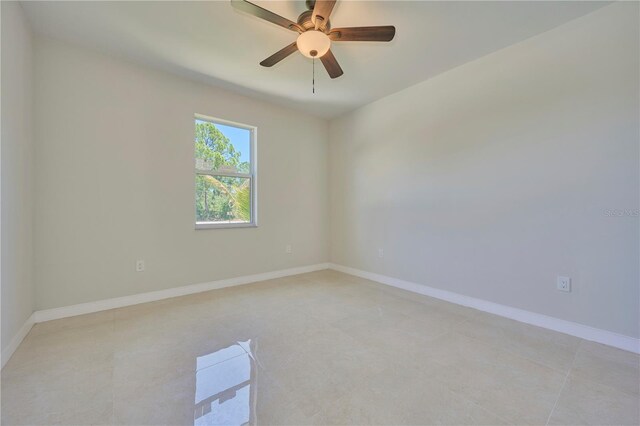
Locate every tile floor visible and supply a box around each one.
[1,270,639,425]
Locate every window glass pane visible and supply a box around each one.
[196,175,251,224]
[195,119,251,174]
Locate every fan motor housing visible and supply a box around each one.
[297,9,331,32]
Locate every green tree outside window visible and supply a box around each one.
[195,120,251,223]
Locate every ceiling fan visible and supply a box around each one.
[230,0,396,79]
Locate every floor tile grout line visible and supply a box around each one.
[197,351,249,374]
[467,397,513,425]
[449,311,584,376]
[406,333,520,426]
[545,339,582,425]
[562,361,640,399]
[464,332,579,376]
[413,325,582,425]
[444,322,577,378]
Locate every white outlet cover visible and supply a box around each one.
[557,276,571,292]
[378,248,384,258]
[136,260,145,272]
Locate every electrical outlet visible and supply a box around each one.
[378,248,384,258]
[285,244,292,254]
[136,260,145,272]
[557,276,571,292]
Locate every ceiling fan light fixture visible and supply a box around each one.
[296,30,331,58]
[233,0,395,79]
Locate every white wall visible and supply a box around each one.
[1,1,35,353]
[8,1,639,344]
[33,37,329,310]
[329,3,639,338]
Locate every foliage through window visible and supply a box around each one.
[195,116,255,228]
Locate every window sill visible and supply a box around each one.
[195,222,257,230]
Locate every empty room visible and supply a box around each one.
[1,0,639,424]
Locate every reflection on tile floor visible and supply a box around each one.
[2,270,639,425]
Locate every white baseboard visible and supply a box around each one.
[5,261,636,369]
[329,263,640,354]
[2,263,328,370]
[34,263,330,323]
[1,313,36,369]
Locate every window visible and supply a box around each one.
[194,114,256,229]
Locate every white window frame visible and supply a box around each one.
[194,113,257,230]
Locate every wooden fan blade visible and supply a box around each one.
[260,42,298,67]
[312,0,336,30]
[231,0,302,32]
[329,26,396,42]
[320,49,343,79]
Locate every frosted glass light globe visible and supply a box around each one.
[296,30,331,58]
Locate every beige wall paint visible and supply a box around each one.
[1,1,35,352]
[33,38,329,310]
[329,3,639,338]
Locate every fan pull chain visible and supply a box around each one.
[312,57,315,94]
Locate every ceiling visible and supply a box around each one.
[22,1,609,118]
